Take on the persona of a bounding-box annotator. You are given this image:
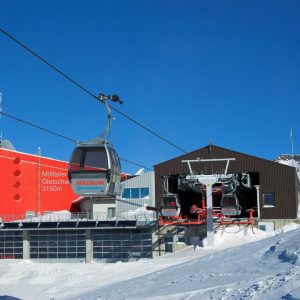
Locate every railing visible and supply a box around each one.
[0,210,157,224]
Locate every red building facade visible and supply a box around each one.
[0,148,79,221]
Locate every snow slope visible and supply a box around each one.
[1,225,300,300]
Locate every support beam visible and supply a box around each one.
[85,229,93,263]
[255,185,261,219]
[206,183,214,247]
[196,175,218,247]
[23,230,30,260]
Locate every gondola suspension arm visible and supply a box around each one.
[92,94,123,144]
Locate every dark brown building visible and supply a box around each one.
[154,144,300,220]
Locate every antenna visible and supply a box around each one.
[37,146,42,216]
[0,92,2,117]
[208,137,212,152]
[290,127,295,168]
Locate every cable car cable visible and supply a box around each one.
[0,111,152,171]
[0,28,96,100]
[0,27,187,154]
[1,111,77,143]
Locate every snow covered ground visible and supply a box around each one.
[1,224,300,300]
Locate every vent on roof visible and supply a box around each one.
[0,139,15,150]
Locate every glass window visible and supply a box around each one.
[221,195,237,207]
[131,188,140,199]
[67,253,76,258]
[70,147,108,171]
[102,252,112,259]
[67,241,76,247]
[259,225,266,231]
[107,207,116,219]
[84,148,108,171]
[122,187,150,199]
[140,188,150,199]
[263,193,275,207]
[69,148,83,171]
[93,253,103,259]
[108,147,116,168]
[77,247,86,253]
[103,240,112,246]
[77,241,85,247]
[115,151,121,172]
[26,211,35,219]
[108,147,121,172]
[122,188,130,199]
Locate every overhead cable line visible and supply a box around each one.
[0,111,152,171]
[1,111,77,143]
[0,27,187,154]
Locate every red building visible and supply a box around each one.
[0,145,79,221]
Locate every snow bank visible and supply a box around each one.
[200,225,274,249]
[118,205,156,221]
[1,224,300,300]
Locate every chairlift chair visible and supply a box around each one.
[220,194,242,216]
[239,173,252,189]
[68,94,122,197]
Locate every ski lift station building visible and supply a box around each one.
[154,144,300,231]
[0,142,299,262]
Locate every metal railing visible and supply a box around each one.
[0,211,157,224]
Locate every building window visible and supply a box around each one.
[107,207,116,219]
[131,188,140,199]
[140,188,150,198]
[259,225,266,231]
[26,211,35,219]
[0,231,23,259]
[122,187,150,199]
[263,193,275,207]
[92,229,152,260]
[122,188,130,199]
[29,230,85,259]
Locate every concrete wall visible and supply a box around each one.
[78,198,116,219]
[152,225,188,257]
[92,199,116,218]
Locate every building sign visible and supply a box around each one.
[41,170,70,192]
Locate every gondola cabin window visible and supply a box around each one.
[83,148,108,171]
[69,147,108,172]
[263,192,275,207]
[69,148,82,171]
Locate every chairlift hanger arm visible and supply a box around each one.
[182,158,236,175]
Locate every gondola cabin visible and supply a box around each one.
[159,194,181,217]
[68,143,121,197]
[220,194,242,216]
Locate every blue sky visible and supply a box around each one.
[1,1,299,173]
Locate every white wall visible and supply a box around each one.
[79,197,116,219]
[92,199,116,219]
[116,171,155,216]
